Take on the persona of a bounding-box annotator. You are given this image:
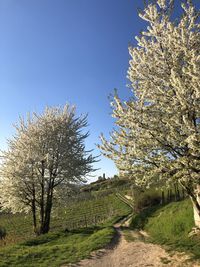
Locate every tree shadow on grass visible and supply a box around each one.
[130,204,166,230]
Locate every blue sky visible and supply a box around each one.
[0,0,199,181]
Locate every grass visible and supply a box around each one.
[0,191,131,266]
[0,193,131,247]
[52,194,131,230]
[0,213,33,245]
[130,199,200,260]
[0,226,115,267]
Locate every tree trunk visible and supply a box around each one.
[174,183,180,201]
[191,185,200,228]
[39,204,52,234]
[176,186,180,201]
[167,190,169,202]
[191,201,200,228]
[43,199,52,233]
[31,200,38,235]
[31,181,38,235]
[161,190,165,205]
[40,161,45,231]
[182,188,185,199]
[39,185,54,234]
[180,182,200,229]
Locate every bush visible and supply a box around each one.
[134,189,161,212]
[0,227,6,240]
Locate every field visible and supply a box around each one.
[0,226,115,267]
[0,192,132,266]
[52,193,131,230]
[0,193,131,246]
[130,199,200,259]
[2,185,198,266]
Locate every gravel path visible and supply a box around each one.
[73,230,194,267]
[67,218,199,267]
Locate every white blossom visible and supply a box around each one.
[99,0,200,227]
[0,104,96,234]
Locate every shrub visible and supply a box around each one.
[0,227,6,240]
[134,189,161,212]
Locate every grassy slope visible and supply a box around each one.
[53,194,131,230]
[131,199,200,259]
[0,193,131,266]
[0,194,131,246]
[0,226,115,267]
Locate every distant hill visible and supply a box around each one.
[81,176,132,193]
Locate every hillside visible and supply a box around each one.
[0,189,133,267]
[69,198,200,267]
[0,193,131,246]
[0,226,115,267]
[131,199,200,260]
[1,181,200,266]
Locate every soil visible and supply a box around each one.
[67,217,200,267]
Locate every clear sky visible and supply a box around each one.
[0,0,199,181]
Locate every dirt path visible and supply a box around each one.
[68,218,199,267]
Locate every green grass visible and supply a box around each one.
[0,193,131,266]
[0,213,33,245]
[130,199,200,260]
[0,194,131,247]
[0,226,115,267]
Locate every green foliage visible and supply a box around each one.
[131,199,200,259]
[132,186,185,212]
[133,189,161,211]
[0,227,115,267]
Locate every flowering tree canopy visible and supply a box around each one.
[99,0,200,227]
[0,104,96,234]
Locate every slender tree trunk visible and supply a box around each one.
[170,189,173,201]
[43,196,53,233]
[174,183,180,201]
[40,180,54,234]
[167,189,170,202]
[32,200,37,235]
[39,160,45,234]
[182,188,185,199]
[174,184,177,201]
[161,190,165,205]
[31,180,38,235]
[30,164,38,235]
[176,186,180,201]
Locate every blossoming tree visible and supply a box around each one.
[99,0,200,227]
[0,104,96,234]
